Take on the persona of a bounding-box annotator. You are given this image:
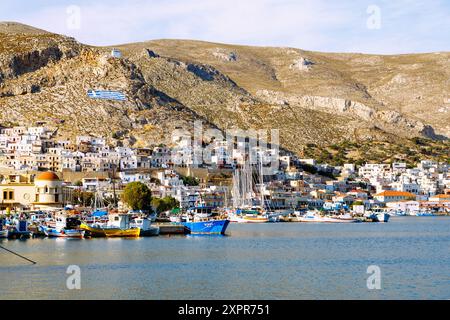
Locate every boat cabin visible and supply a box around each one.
[187,206,213,217]
[131,217,151,230]
[15,219,28,232]
[108,213,131,229]
[55,213,81,230]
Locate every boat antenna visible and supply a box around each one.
[0,245,36,265]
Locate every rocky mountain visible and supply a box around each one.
[0,22,449,163]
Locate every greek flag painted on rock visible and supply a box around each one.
[87,90,126,101]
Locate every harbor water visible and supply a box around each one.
[1,216,449,300]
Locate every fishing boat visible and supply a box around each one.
[267,214,280,223]
[130,217,159,237]
[295,210,357,223]
[329,213,360,223]
[296,210,331,222]
[177,203,230,234]
[129,210,157,222]
[80,213,140,237]
[182,218,230,235]
[7,219,33,239]
[364,209,390,222]
[39,213,85,238]
[409,210,436,217]
[228,209,269,223]
[375,212,390,222]
[389,209,407,216]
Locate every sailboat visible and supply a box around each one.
[228,157,269,223]
[91,188,109,217]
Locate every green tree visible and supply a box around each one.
[151,196,180,213]
[73,190,94,206]
[181,175,199,186]
[352,200,364,208]
[151,198,165,213]
[122,182,152,211]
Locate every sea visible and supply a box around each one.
[1,216,449,300]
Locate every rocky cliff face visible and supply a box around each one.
[0,22,448,161]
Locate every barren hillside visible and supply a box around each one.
[0,22,449,164]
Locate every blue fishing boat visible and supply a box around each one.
[182,219,230,235]
[7,219,32,239]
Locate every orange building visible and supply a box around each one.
[374,190,416,203]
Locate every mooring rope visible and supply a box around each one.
[0,245,36,265]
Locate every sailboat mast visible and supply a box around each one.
[259,152,264,209]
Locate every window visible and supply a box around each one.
[3,190,14,200]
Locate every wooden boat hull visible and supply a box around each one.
[80,224,140,238]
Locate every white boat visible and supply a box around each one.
[169,216,182,223]
[289,211,304,222]
[130,217,159,237]
[295,210,358,223]
[389,210,407,216]
[408,210,436,217]
[40,213,85,238]
[329,213,360,223]
[375,213,390,222]
[228,209,269,223]
[267,212,281,223]
[297,210,330,222]
[364,209,390,222]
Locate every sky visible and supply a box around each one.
[1,0,449,54]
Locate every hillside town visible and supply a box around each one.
[0,125,448,215]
